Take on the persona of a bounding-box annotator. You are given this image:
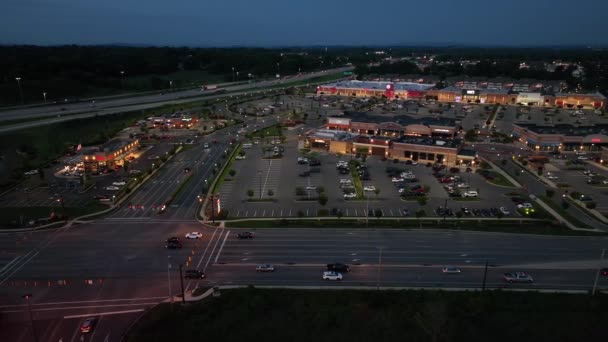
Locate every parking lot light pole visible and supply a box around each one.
[258,170,262,199]
[482,260,489,290]
[15,77,24,105]
[167,256,173,311]
[179,264,186,304]
[443,198,448,223]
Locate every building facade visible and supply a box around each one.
[512,124,608,151]
[83,139,139,173]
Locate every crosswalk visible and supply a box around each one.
[230,206,411,218]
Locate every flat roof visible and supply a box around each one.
[394,137,462,149]
[321,80,435,92]
[99,139,135,153]
[309,129,357,142]
[338,111,456,127]
[437,86,510,95]
[516,123,608,136]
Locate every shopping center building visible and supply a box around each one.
[317,80,606,108]
[326,112,457,138]
[316,80,434,99]
[512,123,608,151]
[82,139,139,172]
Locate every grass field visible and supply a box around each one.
[0,202,107,228]
[125,288,608,342]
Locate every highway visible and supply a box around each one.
[0,67,353,134]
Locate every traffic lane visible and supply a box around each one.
[219,229,608,265]
[6,222,207,280]
[204,265,607,290]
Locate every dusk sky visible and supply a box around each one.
[2,0,607,46]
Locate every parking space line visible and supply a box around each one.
[389,209,394,216]
[262,209,266,217]
[271,209,274,217]
[253,210,257,217]
[280,209,283,216]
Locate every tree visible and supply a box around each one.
[561,200,570,209]
[229,169,236,177]
[496,211,504,219]
[374,188,381,199]
[267,189,274,196]
[500,159,507,166]
[415,209,425,228]
[464,129,478,141]
[37,167,45,180]
[247,189,254,198]
[318,193,328,206]
[374,209,382,219]
[546,189,555,198]
[295,187,304,196]
[336,210,343,219]
[417,197,427,206]
[316,186,325,195]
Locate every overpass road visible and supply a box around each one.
[0,67,353,134]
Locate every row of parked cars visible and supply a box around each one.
[436,206,511,217]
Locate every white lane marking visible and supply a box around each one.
[64,309,144,319]
[0,296,168,309]
[214,230,230,263]
[195,228,218,269]
[0,250,39,286]
[204,230,226,271]
[2,302,159,314]
[0,256,20,275]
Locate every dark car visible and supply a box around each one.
[80,317,97,333]
[166,237,180,243]
[309,159,321,166]
[185,270,206,279]
[237,232,255,239]
[601,268,608,276]
[166,241,182,249]
[327,263,350,273]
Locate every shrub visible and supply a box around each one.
[570,191,581,200]
[417,197,427,205]
[295,187,304,196]
[561,201,570,209]
[318,193,328,206]
[247,189,254,197]
[546,189,555,198]
[317,209,329,216]
[297,210,304,217]
[229,169,236,177]
[267,189,274,196]
[586,202,597,209]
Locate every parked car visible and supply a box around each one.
[503,272,534,283]
[462,191,478,197]
[517,202,533,209]
[344,193,357,199]
[105,186,120,191]
[363,186,376,192]
[499,207,511,215]
[322,271,343,281]
[256,264,275,272]
[112,181,126,186]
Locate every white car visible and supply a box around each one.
[105,186,120,191]
[363,186,376,192]
[305,186,317,191]
[112,181,126,186]
[462,191,478,197]
[442,266,461,273]
[185,232,203,239]
[517,202,533,209]
[24,170,39,176]
[456,183,470,189]
[322,271,343,281]
[343,193,357,199]
[235,155,246,160]
[402,174,416,179]
[339,179,352,184]
[499,207,511,215]
[546,175,559,180]
[256,264,275,272]
[391,177,404,183]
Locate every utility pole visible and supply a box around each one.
[42,91,47,104]
[179,264,186,304]
[443,198,448,223]
[482,260,489,291]
[376,247,384,290]
[258,170,262,199]
[592,248,606,296]
[22,294,39,342]
[167,256,173,311]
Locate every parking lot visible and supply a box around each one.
[218,126,525,219]
[540,158,608,212]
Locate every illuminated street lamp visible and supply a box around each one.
[42,92,47,104]
[15,77,24,104]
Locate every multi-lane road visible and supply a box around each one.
[1,224,607,342]
[0,67,353,133]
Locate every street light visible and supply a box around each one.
[42,92,47,104]
[376,247,384,290]
[276,62,280,76]
[232,67,235,82]
[15,77,24,104]
[258,170,262,199]
[22,294,39,342]
[120,71,125,90]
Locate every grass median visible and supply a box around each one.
[124,288,608,342]
[224,218,604,235]
[211,144,241,194]
[539,195,590,228]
